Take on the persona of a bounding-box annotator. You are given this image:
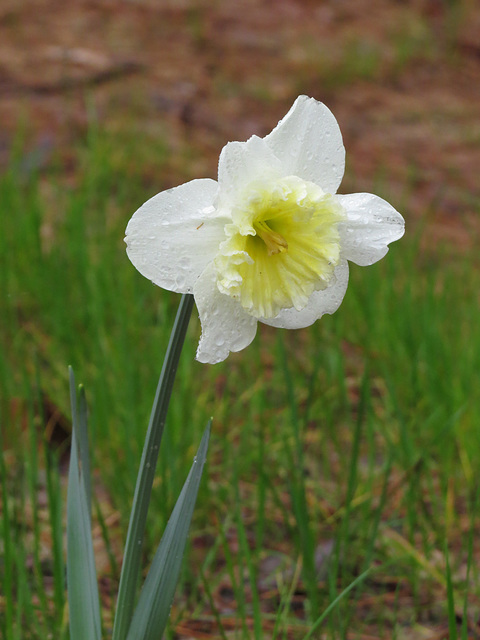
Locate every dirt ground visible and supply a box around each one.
[1,0,480,249]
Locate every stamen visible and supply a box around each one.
[255,221,288,255]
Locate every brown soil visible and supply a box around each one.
[1,0,480,249]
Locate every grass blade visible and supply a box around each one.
[445,543,457,640]
[0,451,14,638]
[126,421,210,640]
[45,446,66,627]
[67,368,102,640]
[78,385,92,515]
[301,568,370,640]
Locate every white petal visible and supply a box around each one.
[193,264,258,364]
[125,179,227,294]
[217,135,284,209]
[261,260,349,329]
[337,193,405,266]
[263,95,345,195]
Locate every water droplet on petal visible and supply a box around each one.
[175,275,186,289]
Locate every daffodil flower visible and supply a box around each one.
[126,96,405,364]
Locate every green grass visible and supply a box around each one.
[1,127,480,639]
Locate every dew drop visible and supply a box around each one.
[175,275,186,289]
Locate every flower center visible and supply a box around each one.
[214,175,344,319]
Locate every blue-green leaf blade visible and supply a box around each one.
[126,421,211,640]
[67,369,102,640]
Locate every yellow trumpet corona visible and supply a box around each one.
[214,176,345,319]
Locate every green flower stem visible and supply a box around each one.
[112,293,194,640]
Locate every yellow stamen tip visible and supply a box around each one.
[255,221,288,255]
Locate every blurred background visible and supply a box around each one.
[1,1,480,638]
[1,0,479,228]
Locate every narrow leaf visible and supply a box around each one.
[126,421,211,640]
[67,368,102,640]
[301,569,370,640]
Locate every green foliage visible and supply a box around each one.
[0,383,67,639]
[1,130,480,637]
[66,360,210,640]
